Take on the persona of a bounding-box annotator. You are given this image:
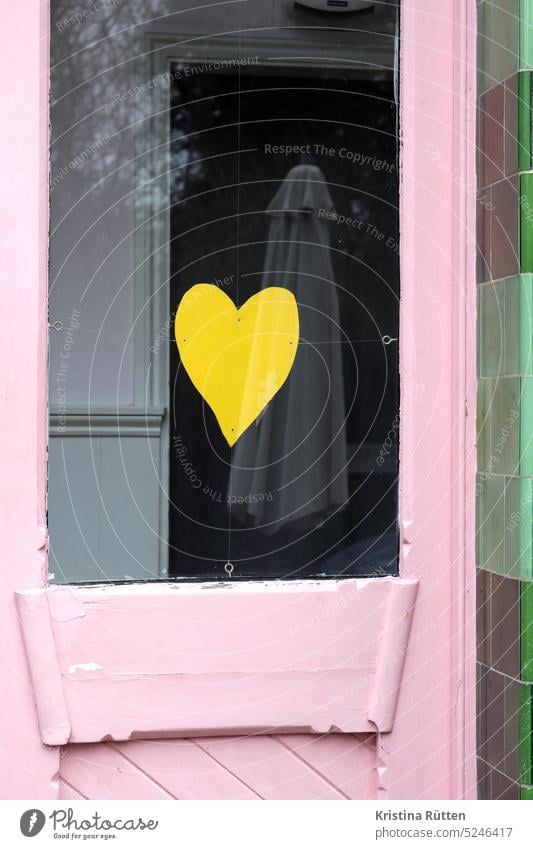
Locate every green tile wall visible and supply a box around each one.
[477,0,533,800]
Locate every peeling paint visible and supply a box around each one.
[68,663,103,674]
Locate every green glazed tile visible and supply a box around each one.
[521,0,533,69]
[478,473,506,572]
[479,2,491,96]
[479,1,519,95]
[478,378,492,471]
[521,583,533,681]
[520,377,533,474]
[491,0,520,83]
[520,275,533,375]
[504,476,521,576]
[518,71,531,171]
[479,282,505,376]
[476,473,487,569]
[521,173,533,272]
[519,683,532,784]
[504,277,521,374]
[521,784,533,798]
[490,377,521,474]
[519,477,533,578]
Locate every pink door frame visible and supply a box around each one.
[0,0,477,800]
[0,0,56,798]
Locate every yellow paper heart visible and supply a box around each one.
[175,284,299,446]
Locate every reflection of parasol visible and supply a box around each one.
[229,164,349,533]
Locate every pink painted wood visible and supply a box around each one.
[57,735,377,800]
[381,0,478,800]
[16,579,418,742]
[0,0,58,799]
[1,0,477,800]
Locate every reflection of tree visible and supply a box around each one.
[51,1,174,211]
[51,0,398,225]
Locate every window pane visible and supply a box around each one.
[48,0,399,583]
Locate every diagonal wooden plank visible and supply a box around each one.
[59,779,87,800]
[194,735,349,800]
[274,737,351,799]
[276,733,377,800]
[114,739,260,800]
[188,740,264,800]
[59,744,175,800]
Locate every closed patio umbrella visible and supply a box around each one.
[228,164,349,534]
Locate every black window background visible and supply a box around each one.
[168,63,399,581]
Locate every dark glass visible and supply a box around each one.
[168,13,400,580]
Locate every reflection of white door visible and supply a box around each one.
[4,0,477,802]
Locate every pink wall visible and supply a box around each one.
[0,0,477,800]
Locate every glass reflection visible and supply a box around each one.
[49,0,400,582]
